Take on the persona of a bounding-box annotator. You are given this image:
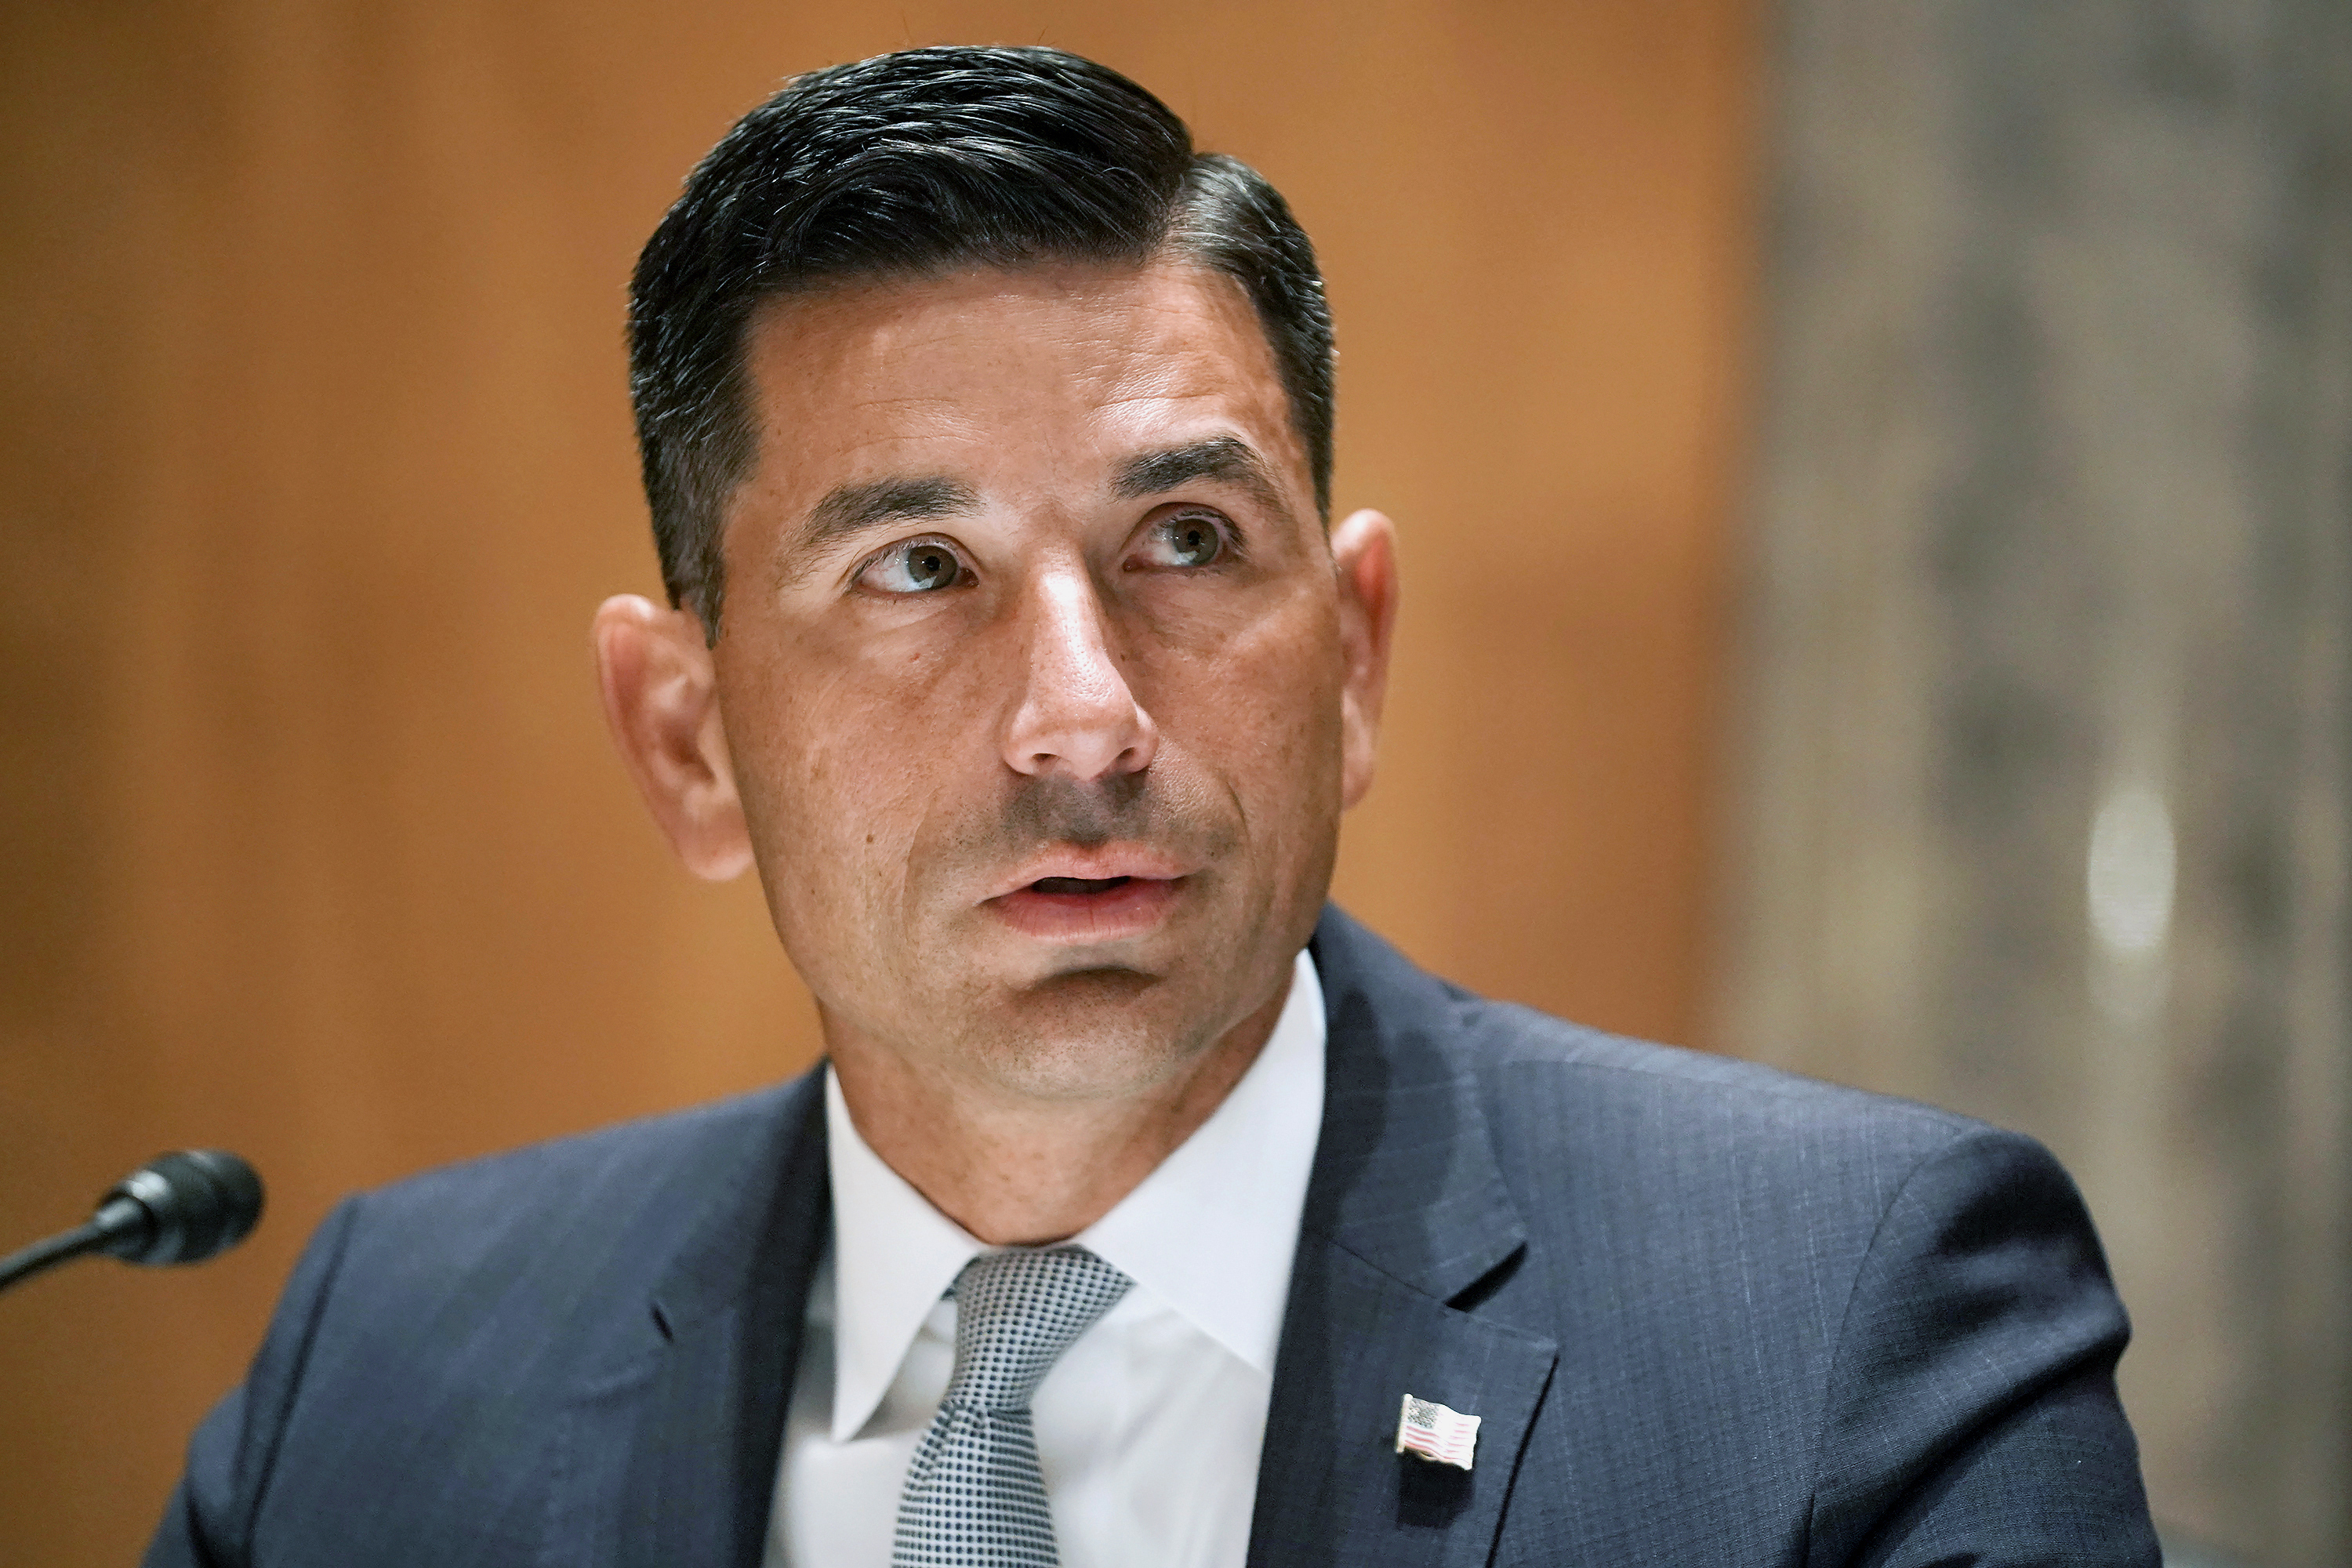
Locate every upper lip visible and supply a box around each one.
[984,846,1196,900]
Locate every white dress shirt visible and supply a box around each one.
[766,948,1327,1568]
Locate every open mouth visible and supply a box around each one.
[1029,876,1135,896]
[989,871,1184,940]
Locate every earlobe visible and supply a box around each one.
[590,594,755,880]
[1329,510,1399,810]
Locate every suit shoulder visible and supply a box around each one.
[318,1075,821,1314]
[358,1077,811,1226]
[1316,906,2015,1181]
[1438,996,2099,1359]
[1450,992,2017,1180]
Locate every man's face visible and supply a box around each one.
[618,262,1392,1102]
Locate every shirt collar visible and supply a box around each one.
[823,947,1327,1441]
[822,1065,983,1443]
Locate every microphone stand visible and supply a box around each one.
[0,1206,137,1294]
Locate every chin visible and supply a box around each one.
[964,972,1226,1101]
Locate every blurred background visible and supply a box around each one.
[0,2,2341,1563]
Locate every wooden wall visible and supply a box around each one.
[0,2,1752,1559]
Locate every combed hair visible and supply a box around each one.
[627,45,1335,636]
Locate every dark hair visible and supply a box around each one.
[627,45,1334,636]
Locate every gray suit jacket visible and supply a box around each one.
[147,907,2158,1565]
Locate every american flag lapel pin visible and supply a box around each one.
[1394,1393,1480,1470]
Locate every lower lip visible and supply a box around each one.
[985,877,1185,942]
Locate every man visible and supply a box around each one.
[147,45,2158,1567]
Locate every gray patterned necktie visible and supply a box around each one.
[891,1246,1133,1568]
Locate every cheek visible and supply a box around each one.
[1149,595,1348,815]
[724,631,992,893]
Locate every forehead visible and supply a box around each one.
[735,262,1305,505]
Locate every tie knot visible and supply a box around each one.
[944,1247,1131,1412]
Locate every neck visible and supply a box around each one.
[825,979,1291,1246]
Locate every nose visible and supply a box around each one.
[1000,565,1159,782]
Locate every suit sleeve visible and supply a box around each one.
[143,1196,365,1568]
[1806,1127,2161,1567]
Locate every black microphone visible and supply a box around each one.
[0,1150,266,1296]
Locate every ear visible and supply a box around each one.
[1329,509,1399,810]
[591,594,753,880]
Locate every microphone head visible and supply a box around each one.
[98,1150,266,1267]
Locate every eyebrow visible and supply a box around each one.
[801,474,979,547]
[1110,436,1289,517]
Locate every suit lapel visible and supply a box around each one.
[542,1072,831,1568]
[1248,910,1559,1568]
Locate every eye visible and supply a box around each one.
[857,536,970,595]
[1134,510,1231,570]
